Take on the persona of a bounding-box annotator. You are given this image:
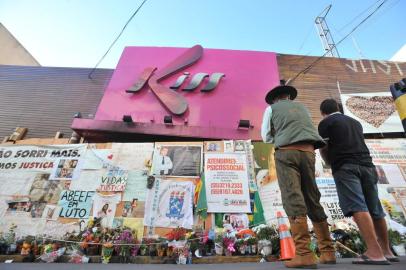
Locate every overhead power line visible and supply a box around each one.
[287,0,388,85]
[88,0,149,79]
[338,0,382,32]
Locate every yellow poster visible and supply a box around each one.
[123,218,144,240]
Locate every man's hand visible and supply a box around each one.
[319,145,331,166]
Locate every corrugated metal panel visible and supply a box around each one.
[0,65,113,139]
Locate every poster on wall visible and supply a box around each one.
[254,142,348,225]
[378,186,406,226]
[144,179,194,229]
[366,139,406,187]
[69,170,103,190]
[0,144,86,174]
[152,143,202,177]
[341,92,403,133]
[204,153,251,213]
[58,190,95,219]
[111,143,154,170]
[122,170,148,201]
[92,193,121,228]
[82,146,113,170]
[97,169,128,192]
[0,172,37,200]
[365,139,406,165]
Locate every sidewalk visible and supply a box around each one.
[2,257,406,270]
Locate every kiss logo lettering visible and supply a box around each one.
[125,45,225,115]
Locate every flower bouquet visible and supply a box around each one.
[101,242,113,264]
[114,228,136,263]
[223,236,235,256]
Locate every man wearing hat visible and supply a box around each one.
[261,83,335,268]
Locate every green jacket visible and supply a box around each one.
[270,100,325,149]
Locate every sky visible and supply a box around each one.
[0,0,405,69]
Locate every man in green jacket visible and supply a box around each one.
[261,83,335,268]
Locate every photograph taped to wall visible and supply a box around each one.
[29,173,68,203]
[399,165,406,181]
[252,142,277,188]
[53,159,79,179]
[223,213,249,231]
[376,163,406,186]
[121,199,145,218]
[205,141,222,152]
[223,140,234,153]
[152,144,202,177]
[42,204,60,220]
[6,200,32,213]
[234,140,246,152]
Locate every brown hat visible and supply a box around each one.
[265,85,297,104]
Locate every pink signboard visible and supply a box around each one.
[93,45,279,140]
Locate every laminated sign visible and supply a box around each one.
[204,153,251,213]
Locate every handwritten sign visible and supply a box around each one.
[98,169,128,192]
[58,190,95,218]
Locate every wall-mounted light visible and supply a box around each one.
[122,115,133,123]
[73,112,82,118]
[164,115,173,125]
[238,119,251,129]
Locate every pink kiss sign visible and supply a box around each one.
[93,45,280,140]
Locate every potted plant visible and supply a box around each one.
[389,230,405,256]
[246,237,258,255]
[156,238,168,257]
[0,233,8,255]
[139,244,147,256]
[102,242,113,264]
[4,224,17,254]
[253,224,278,257]
[214,234,223,255]
[235,239,246,255]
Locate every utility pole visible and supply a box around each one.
[315,4,340,58]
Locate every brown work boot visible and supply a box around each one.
[312,220,336,264]
[285,216,317,269]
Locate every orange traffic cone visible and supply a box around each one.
[277,211,295,260]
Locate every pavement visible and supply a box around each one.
[1,257,406,270]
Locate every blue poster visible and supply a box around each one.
[58,190,95,218]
